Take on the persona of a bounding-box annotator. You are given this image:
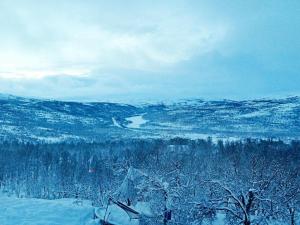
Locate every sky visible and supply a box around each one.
[0,0,299,102]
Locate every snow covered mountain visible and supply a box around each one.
[0,94,299,142]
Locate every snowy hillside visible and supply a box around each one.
[0,94,299,142]
[0,194,293,225]
[0,196,95,225]
[0,196,220,225]
[0,139,299,225]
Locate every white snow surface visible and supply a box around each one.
[112,117,122,128]
[134,201,153,217]
[96,205,139,225]
[126,115,147,129]
[0,196,294,225]
[0,196,96,225]
[95,201,152,225]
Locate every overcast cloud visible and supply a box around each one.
[0,0,299,102]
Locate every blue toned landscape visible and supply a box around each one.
[0,94,299,142]
[0,0,299,224]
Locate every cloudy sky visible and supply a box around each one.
[0,0,299,102]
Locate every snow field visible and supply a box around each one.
[0,196,96,225]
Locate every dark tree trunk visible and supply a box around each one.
[289,207,295,225]
[244,220,250,225]
[243,190,254,225]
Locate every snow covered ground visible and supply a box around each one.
[0,195,295,225]
[0,195,150,225]
[0,196,96,225]
[95,201,153,225]
[96,204,139,225]
[126,115,148,128]
[112,117,122,128]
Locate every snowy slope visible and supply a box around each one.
[0,196,148,225]
[0,94,299,142]
[0,196,293,225]
[126,115,148,128]
[0,196,96,225]
[96,205,139,225]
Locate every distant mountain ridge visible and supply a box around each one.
[0,94,299,142]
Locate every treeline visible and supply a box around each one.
[0,138,299,224]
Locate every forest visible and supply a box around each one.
[0,138,299,225]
